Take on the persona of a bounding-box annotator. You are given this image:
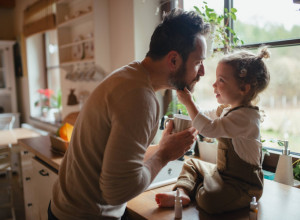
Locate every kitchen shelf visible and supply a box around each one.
[55,0,110,119]
[60,58,94,67]
[57,0,74,4]
[59,37,94,49]
[0,90,11,95]
[57,11,93,28]
[0,40,17,113]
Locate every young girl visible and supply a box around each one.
[155,48,270,214]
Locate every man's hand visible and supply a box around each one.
[157,120,198,163]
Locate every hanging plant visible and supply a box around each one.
[194,1,244,55]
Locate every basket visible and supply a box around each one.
[50,135,69,153]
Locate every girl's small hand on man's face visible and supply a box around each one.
[176,87,192,104]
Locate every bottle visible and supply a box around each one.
[249,196,258,220]
[174,189,182,219]
[274,140,294,186]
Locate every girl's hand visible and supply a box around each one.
[176,87,193,106]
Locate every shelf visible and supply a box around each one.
[57,11,93,28]
[57,0,73,4]
[59,38,94,49]
[0,89,11,95]
[60,58,94,67]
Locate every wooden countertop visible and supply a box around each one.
[0,128,41,145]
[18,135,63,171]
[17,135,300,219]
[127,178,300,220]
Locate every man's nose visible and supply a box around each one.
[198,64,205,76]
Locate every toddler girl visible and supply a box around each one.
[155,48,270,214]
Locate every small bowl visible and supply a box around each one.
[50,135,69,153]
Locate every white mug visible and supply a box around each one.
[164,114,192,133]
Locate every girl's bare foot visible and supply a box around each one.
[155,188,191,208]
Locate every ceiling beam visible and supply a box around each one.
[0,0,15,8]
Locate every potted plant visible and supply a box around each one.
[194,1,244,56]
[34,89,62,121]
[293,159,300,182]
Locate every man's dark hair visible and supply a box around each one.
[146,9,210,62]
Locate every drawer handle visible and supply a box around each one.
[24,151,29,154]
[39,169,49,176]
[27,203,32,207]
[25,177,31,181]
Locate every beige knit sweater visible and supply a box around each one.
[51,62,160,219]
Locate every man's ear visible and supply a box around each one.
[167,51,181,71]
[240,84,251,95]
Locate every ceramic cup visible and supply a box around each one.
[164,114,192,133]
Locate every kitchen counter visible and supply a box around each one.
[18,135,63,171]
[18,136,300,220]
[0,127,41,145]
[127,179,300,220]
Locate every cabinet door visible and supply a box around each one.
[32,158,58,220]
[21,149,40,220]
[0,41,17,113]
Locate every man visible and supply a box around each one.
[49,9,210,219]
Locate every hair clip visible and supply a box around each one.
[239,68,247,77]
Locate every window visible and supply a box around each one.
[234,0,300,44]
[183,0,300,154]
[26,30,61,123]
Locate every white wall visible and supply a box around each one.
[108,0,135,70]
[133,0,160,61]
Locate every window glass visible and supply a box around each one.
[258,46,300,153]
[234,0,300,44]
[192,53,221,110]
[26,30,61,123]
[45,30,61,111]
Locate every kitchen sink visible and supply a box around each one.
[146,159,184,190]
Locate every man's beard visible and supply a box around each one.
[169,63,199,92]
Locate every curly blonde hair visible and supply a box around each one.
[219,47,271,106]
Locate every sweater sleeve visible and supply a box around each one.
[192,108,253,139]
[100,88,158,205]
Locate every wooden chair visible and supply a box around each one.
[0,115,16,220]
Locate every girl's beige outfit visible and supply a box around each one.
[174,105,264,214]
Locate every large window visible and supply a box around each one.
[235,0,300,44]
[184,0,300,154]
[26,30,61,123]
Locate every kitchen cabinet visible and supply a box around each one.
[55,0,111,119]
[21,146,58,220]
[0,40,18,115]
[32,158,58,220]
[21,148,39,220]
